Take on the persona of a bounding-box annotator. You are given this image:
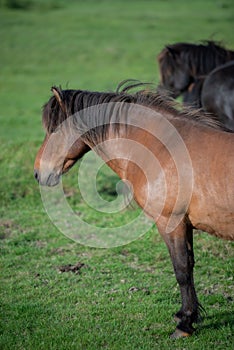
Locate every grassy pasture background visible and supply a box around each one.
[0,0,234,349]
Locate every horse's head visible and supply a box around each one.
[34,87,90,186]
[157,45,193,98]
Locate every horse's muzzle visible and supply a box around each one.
[34,169,60,187]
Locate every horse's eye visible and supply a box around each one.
[52,128,60,135]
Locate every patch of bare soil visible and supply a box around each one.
[0,219,15,239]
[58,262,87,274]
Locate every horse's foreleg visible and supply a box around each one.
[157,218,200,338]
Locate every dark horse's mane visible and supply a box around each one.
[42,82,225,143]
[158,40,234,76]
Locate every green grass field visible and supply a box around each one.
[0,0,234,349]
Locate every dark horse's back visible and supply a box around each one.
[201,61,234,131]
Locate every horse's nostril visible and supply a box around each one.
[34,169,39,182]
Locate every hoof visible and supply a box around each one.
[170,328,192,339]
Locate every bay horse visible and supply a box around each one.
[157,41,234,108]
[201,60,234,131]
[34,85,234,338]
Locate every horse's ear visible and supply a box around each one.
[166,46,177,58]
[51,86,67,115]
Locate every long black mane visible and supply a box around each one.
[158,40,234,77]
[42,82,224,144]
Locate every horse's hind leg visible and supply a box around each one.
[157,218,201,338]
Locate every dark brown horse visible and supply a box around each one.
[34,85,234,338]
[157,41,234,107]
[201,60,234,131]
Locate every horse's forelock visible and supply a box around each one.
[42,95,66,134]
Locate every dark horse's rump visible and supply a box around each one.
[201,61,234,131]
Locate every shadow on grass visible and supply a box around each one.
[198,310,234,333]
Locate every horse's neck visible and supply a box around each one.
[93,132,131,180]
[92,112,175,181]
[191,49,234,78]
